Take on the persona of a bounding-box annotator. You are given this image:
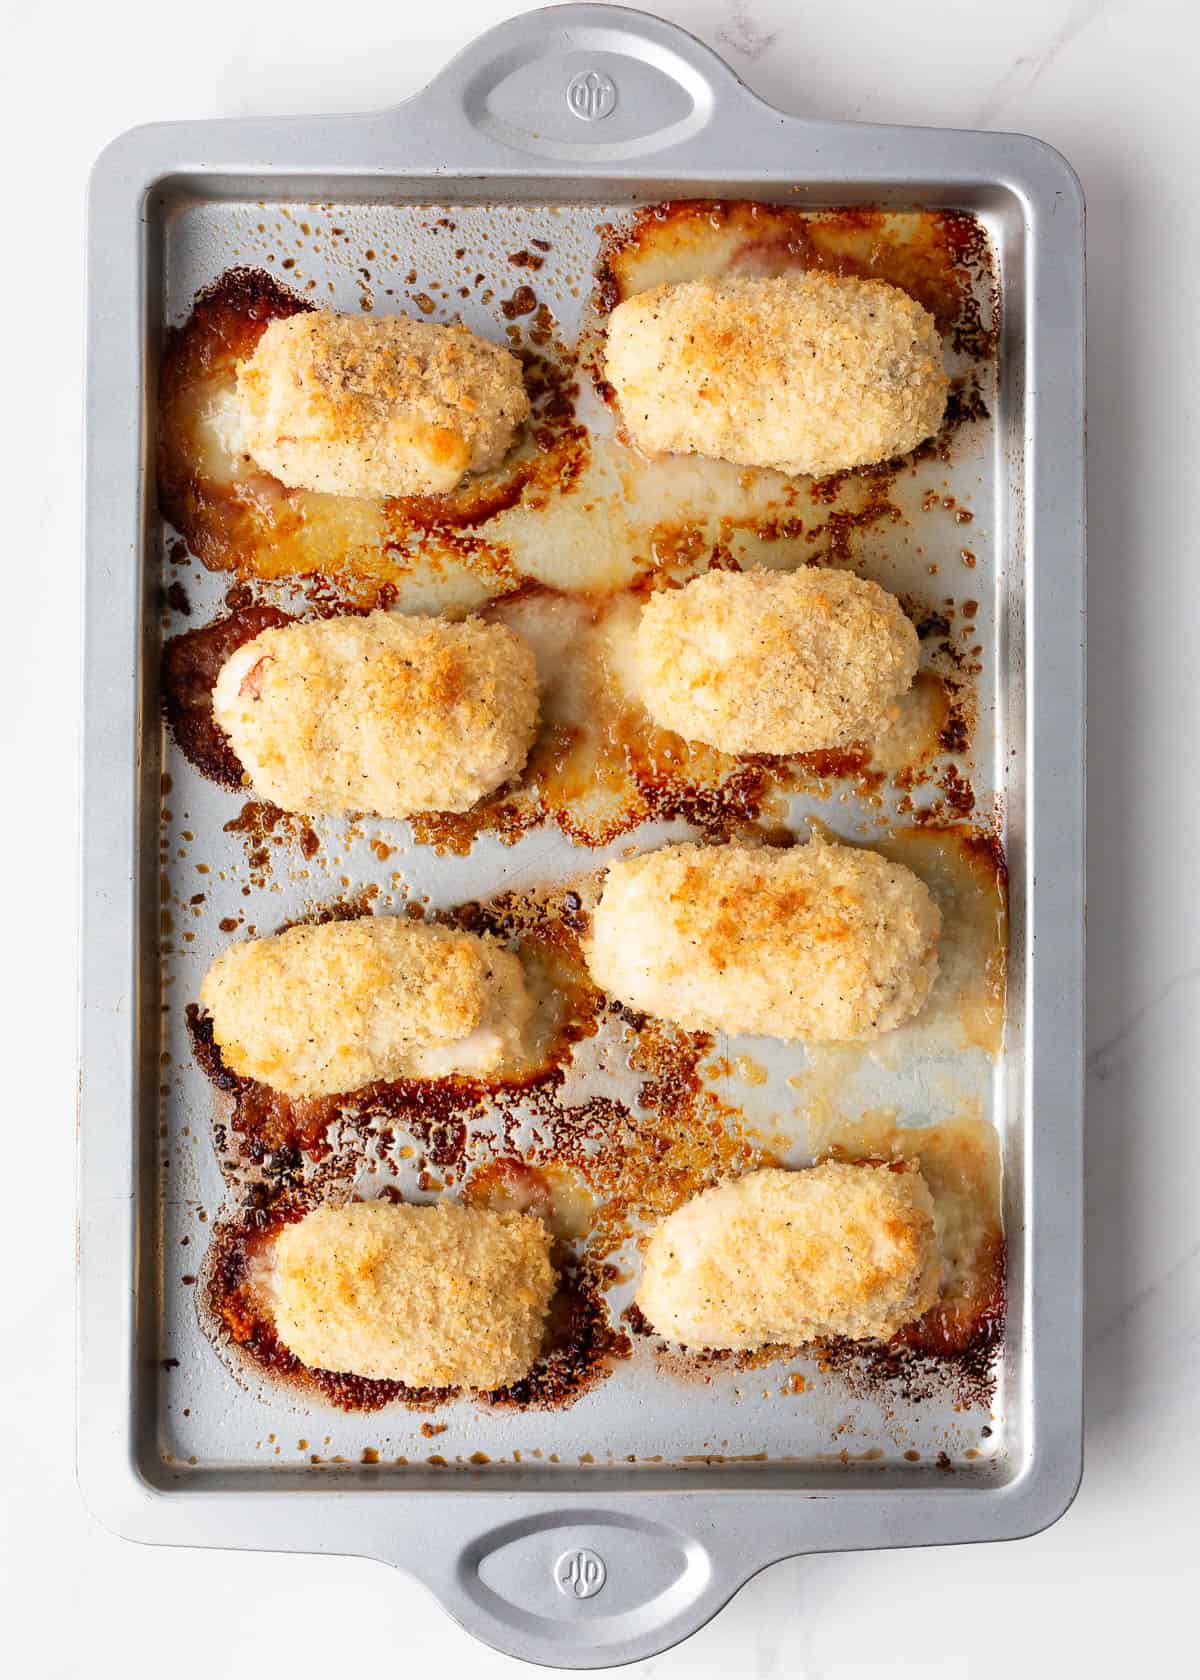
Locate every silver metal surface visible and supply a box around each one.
[80,4,1086,1667]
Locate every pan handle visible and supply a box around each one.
[404,3,769,164]
[397,1503,770,1667]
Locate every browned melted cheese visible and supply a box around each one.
[201,1192,628,1415]
[590,200,995,355]
[158,269,585,601]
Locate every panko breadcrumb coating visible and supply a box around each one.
[212,610,539,818]
[586,838,940,1041]
[636,1163,942,1349]
[235,310,530,497]
[200,916,533,1097]
[272,1201,555,1387]
[605,272,947,477]
[635,567,919,754]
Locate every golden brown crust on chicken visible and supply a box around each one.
[585,837,941,1041]
[635,567,919,754]
[200,916,533,1097]
[272,1201,556,1387]
[636,1162,942,1348]
[235,310,530,497]
[212,610,539,818]
[605,272,946,477]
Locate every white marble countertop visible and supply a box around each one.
[3,0,1196,1672]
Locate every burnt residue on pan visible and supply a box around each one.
[806,1242,1005,1413]
[480,1256,631,1412]
[637,1304,1004,1417]
[188,1004,592,1174]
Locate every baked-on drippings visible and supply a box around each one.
[271,1200,555,1387]
[604,272,947,476]
[586,836,941,1041]
[200,915,533,1096]
[167,202,1006,1428]
[636,1162,942,1348]
[235,310,530,497]
[635,567,920,754]
[212,609,539,817]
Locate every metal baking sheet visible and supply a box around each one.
[80,4,1085,1667]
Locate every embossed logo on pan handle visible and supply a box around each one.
[421,4,755,161]
[566,69,618,122]
[556,1546,607,1597]
[448,1508,730,1663]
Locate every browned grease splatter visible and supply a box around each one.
[553,1016,775,1259]
[219,800,320,886]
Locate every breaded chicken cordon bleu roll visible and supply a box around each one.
[271,1201,556,1388]
[200,916,533,1097]
[605,272,947,477]
[235,309,530,498]
[213,609,539,818]
[586,837,940,1042]
[635,567,919,755]
[636,1162,941,1349]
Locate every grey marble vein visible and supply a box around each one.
[974,0,1114,124]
